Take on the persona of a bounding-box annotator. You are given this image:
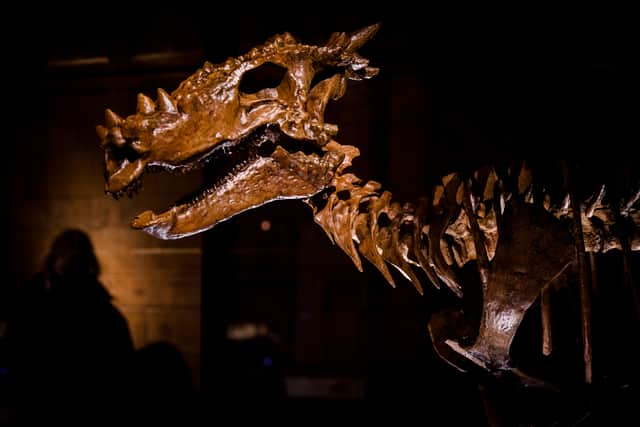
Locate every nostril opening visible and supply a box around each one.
[110,145,142,163]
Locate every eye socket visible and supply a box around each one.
[239,62,287,94]
[310,66,343,90]
[110,145,141,163]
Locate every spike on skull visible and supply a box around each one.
[97,24,381,239]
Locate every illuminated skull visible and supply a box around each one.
[97,24,379,239]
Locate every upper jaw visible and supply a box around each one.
[98,107,194,197]
[97,103,339,199]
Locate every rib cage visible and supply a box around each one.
[305,158,640,297]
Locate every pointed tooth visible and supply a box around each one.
[137,93,156,114]
[157,88,177,113]
[105,109,122,127]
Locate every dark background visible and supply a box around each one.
[3,7,638,425]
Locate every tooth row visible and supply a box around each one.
[109,179,143,200]
[185,154,260,208]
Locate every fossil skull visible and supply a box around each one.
[97,24,380,239]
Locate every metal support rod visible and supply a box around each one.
[563,161,593,383]
[462,180,490,292]
[588,252,599,299]
[541,286,553,356]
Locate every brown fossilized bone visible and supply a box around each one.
[98,24,379,239]
[97,24,640,382]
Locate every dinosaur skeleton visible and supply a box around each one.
[97,24,640,382]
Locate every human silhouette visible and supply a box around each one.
[129,341,198,424]
[222,332,287,405]
[3,228,134,422]
[132,341,194,398]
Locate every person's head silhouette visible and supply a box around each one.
[45,228,100,281]
[5,228,135,423]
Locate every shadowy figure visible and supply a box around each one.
[3,228,134,421]
[130,341,197,424]
[222,331,287,404]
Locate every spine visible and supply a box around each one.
[306,161,640,295]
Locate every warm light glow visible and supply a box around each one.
[260,219,271,232]
[227,322,270,340]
